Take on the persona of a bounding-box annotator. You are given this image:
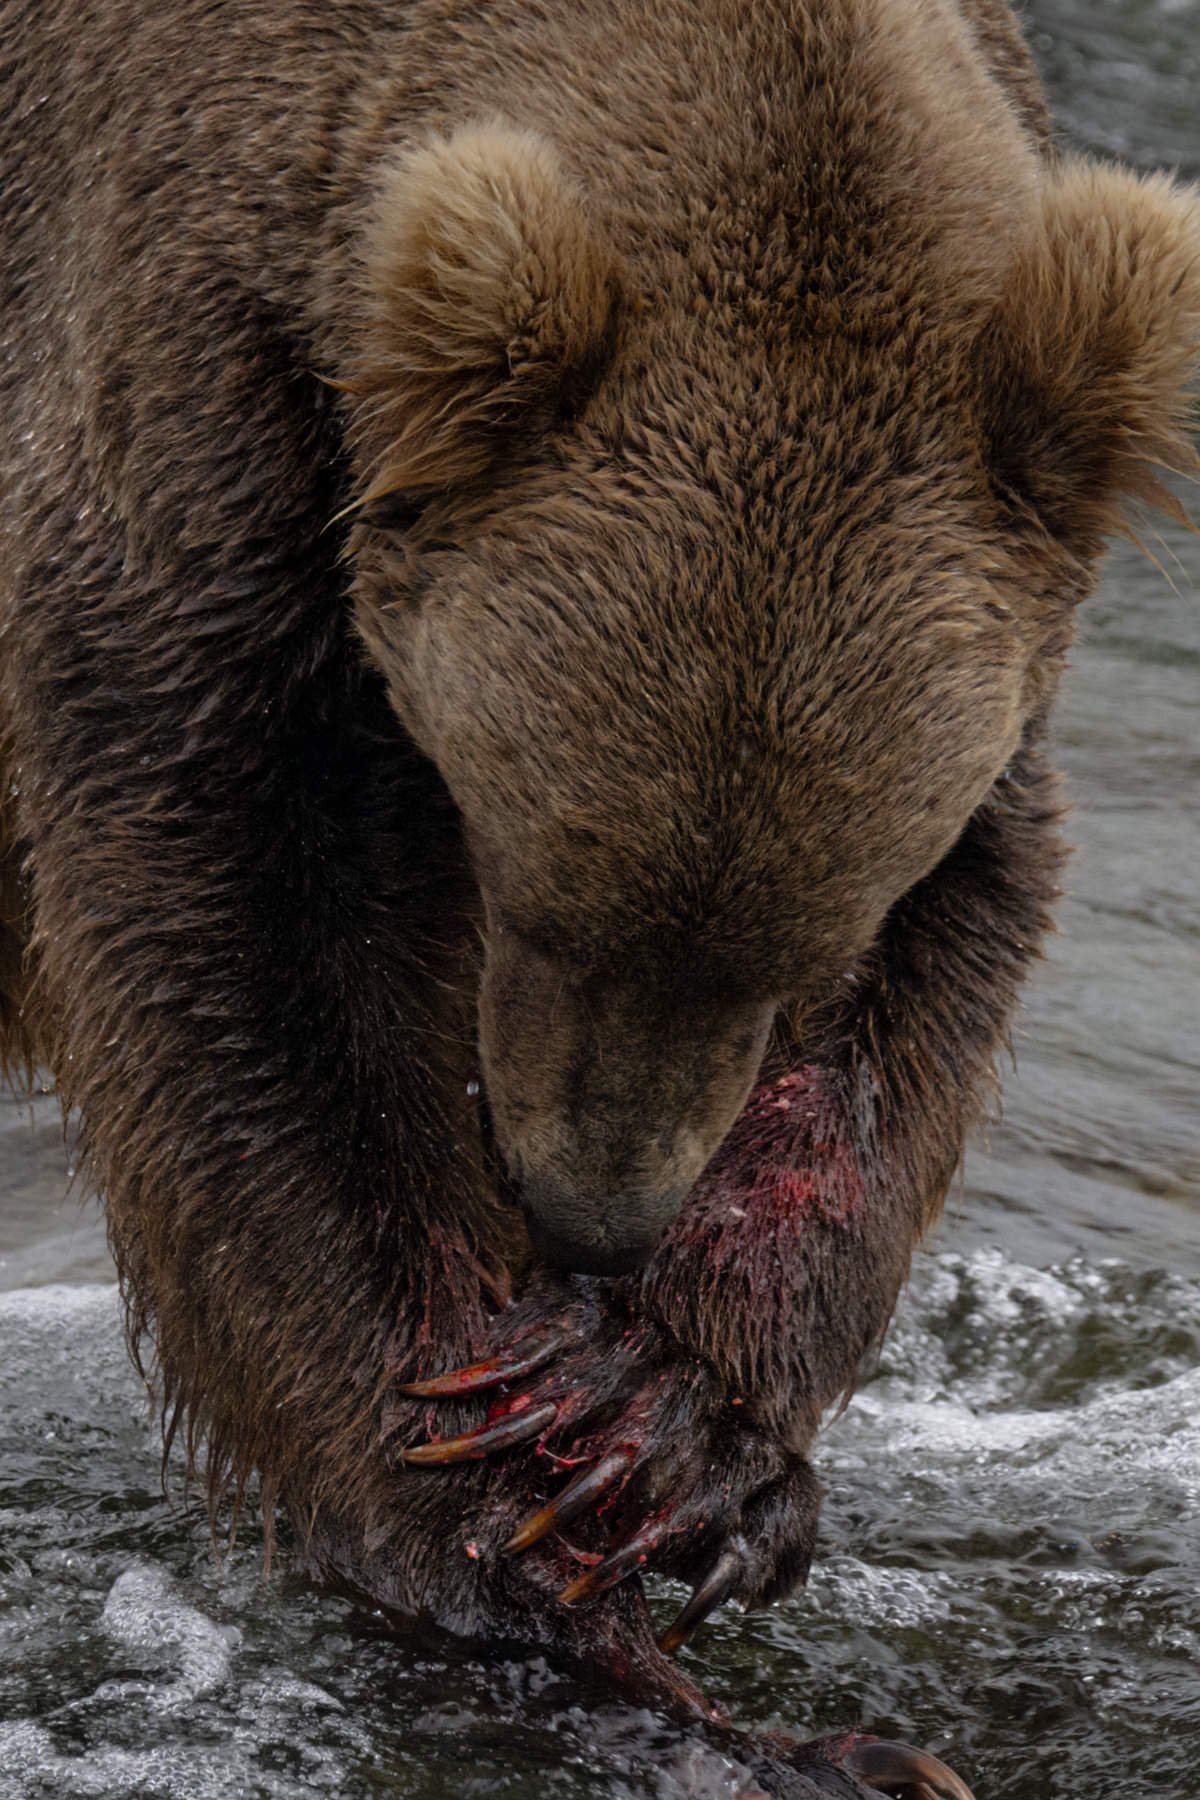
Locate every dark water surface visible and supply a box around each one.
[2,5,1198,1796]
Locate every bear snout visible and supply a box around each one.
[518,1172,691,1277]
[477,930,777,1275]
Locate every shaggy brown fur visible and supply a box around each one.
[2,0,1198,1781]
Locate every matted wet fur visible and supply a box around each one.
[2,0,1198,1788]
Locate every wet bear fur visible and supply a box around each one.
[1,0,1198,1744]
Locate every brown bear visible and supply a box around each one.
[1,0,1197,1792]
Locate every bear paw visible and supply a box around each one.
[756,1733,978,1800]
[396,1277,820,1654]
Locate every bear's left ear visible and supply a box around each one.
[982,162,1200,558]
[350,123,623,506]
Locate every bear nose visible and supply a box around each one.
[524,1213,657,1277]
[519,1176,686,1278]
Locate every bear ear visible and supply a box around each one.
[982,162,1200,557]
[351,124,623,504]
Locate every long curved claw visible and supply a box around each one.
[399,1400,558,1465]
[658,1545,746,1653]
[503,1450,633,1555]
[843,1739,977,1800]
[397,1328,569,1397]
[558,1519,668,1605]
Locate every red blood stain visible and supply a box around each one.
[694,1068,863,1230]
[485,1390,537,1423]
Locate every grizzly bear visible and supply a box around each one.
[1,0,1197,1792]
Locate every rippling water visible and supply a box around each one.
[2,5,1198,1796]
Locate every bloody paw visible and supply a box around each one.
[783,1733,977,1800]
[395,1277,820,1648]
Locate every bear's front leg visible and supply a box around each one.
[393,1070,855,1647]
[400,745,1063,1657]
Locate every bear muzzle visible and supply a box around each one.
[517,1172,691,1277]
[475,934,777,1277]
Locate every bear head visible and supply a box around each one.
[347,119,1200,1275]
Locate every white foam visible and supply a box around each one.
[839,1342,1200,1494]
[98,1564,240,1711]
[0,1718,351,1800]
[803,1559,962,1630]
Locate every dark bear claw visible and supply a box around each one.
[557,1518,670,1603]
[398,1399,559,1463]
[659,1543,747,1652]
[502,1448,633,1553]
[397,1327,570,1396]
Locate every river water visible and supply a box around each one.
[1,5,1198,1796]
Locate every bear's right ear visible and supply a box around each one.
[350,124,623,506]
[981,162,1200,560]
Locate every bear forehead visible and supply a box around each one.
[422,419,1024,788]
[418,467,1024,988]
